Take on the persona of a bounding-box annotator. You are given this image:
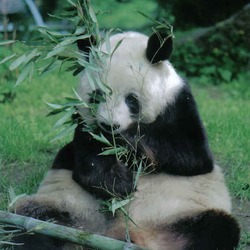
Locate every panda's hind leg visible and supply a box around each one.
[9,198,73,250]
[171,209,240,250]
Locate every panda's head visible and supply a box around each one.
[77,32,184,134]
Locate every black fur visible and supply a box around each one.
[52,142,74,171]
[129,84,214,176]
[76,36,95,53]
[171,209,240,250]
[52,83,213,199]
[8,201,72,250]
[10,234,64,250]
[146,32,173,64]
[15,200,73,226]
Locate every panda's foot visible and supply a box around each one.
[171,209,240,250]
[12,198,72,226]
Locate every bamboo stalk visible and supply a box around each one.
[0,211,148,250]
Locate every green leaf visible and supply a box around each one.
[45,102,63,109]
[15,63,32,85]
[8,187,26,209]
[64,98,89,107]
[23,49,41,65]
[111,198,131,216]
[90,133,112,146]
[9,54,26,70]
[0,54,16,64]
[110,39,123,59]
[40,59,63,75]
[73,88,83,101]
[99,147,125,156]
[74,26,86,35]
[55,37,78,48]
[133,160,143,189]
[88,4,97,23]
[85,70,96,90]
[45,46,66,59]
[37,27,63,37]
[66,0,76,7]
[53,109,75,128]
[46,107,68,116]
[0,40,15,46]
[51,123,77,142]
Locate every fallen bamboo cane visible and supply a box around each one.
[0,211,148,250]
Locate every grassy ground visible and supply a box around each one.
[0,68,249,247]
[0,71,78,210]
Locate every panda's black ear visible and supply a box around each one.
[146,32,173,64]
[77,36,96,53]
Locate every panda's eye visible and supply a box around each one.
[125,93,140,115]
[88,89,105,104]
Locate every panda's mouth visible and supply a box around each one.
[99,122,121,134]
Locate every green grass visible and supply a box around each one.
[191,77,250,200]
[92,0,157,31]
[0,71,78,210]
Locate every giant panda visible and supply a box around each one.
[11,31,240,250]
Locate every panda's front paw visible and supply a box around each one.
[106,161,135,198]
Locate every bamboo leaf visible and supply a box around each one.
[40,59,63,75]
[0,40,15,46]
[45,46,66,59]
[74,26,86,35]
[0,54,16,64]
[90,133,112,146]
[85,70,96,90]
[73,88,83,101]
[133,160,143,189]
[53,109,75,128]
[23,49,41,65]
[51,123,77,142]
[55,37,78,48]
[45,102,63,109]
[111,198,131,216]
[88,4,98,23]
[9,54,26,70]
[37,27,63,37]
[46,108,67,116]
[15,63,32,85]
[8,187,26,209]
[98,148,120,156]
[110,39,123,59]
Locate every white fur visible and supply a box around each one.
[128,164,231,226]
[12,165,232,250]
[77,32,184,132]
[12,170,107,234]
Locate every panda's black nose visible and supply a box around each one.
[100,122,120,132]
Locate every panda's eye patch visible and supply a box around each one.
[125,93,140,115]
[88,89,105,104]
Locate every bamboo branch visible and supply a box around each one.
[0,211,148,250]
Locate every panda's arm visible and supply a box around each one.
[140,86,214,176]
[72,125,134,199]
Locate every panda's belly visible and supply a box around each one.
[128,165,231,224]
